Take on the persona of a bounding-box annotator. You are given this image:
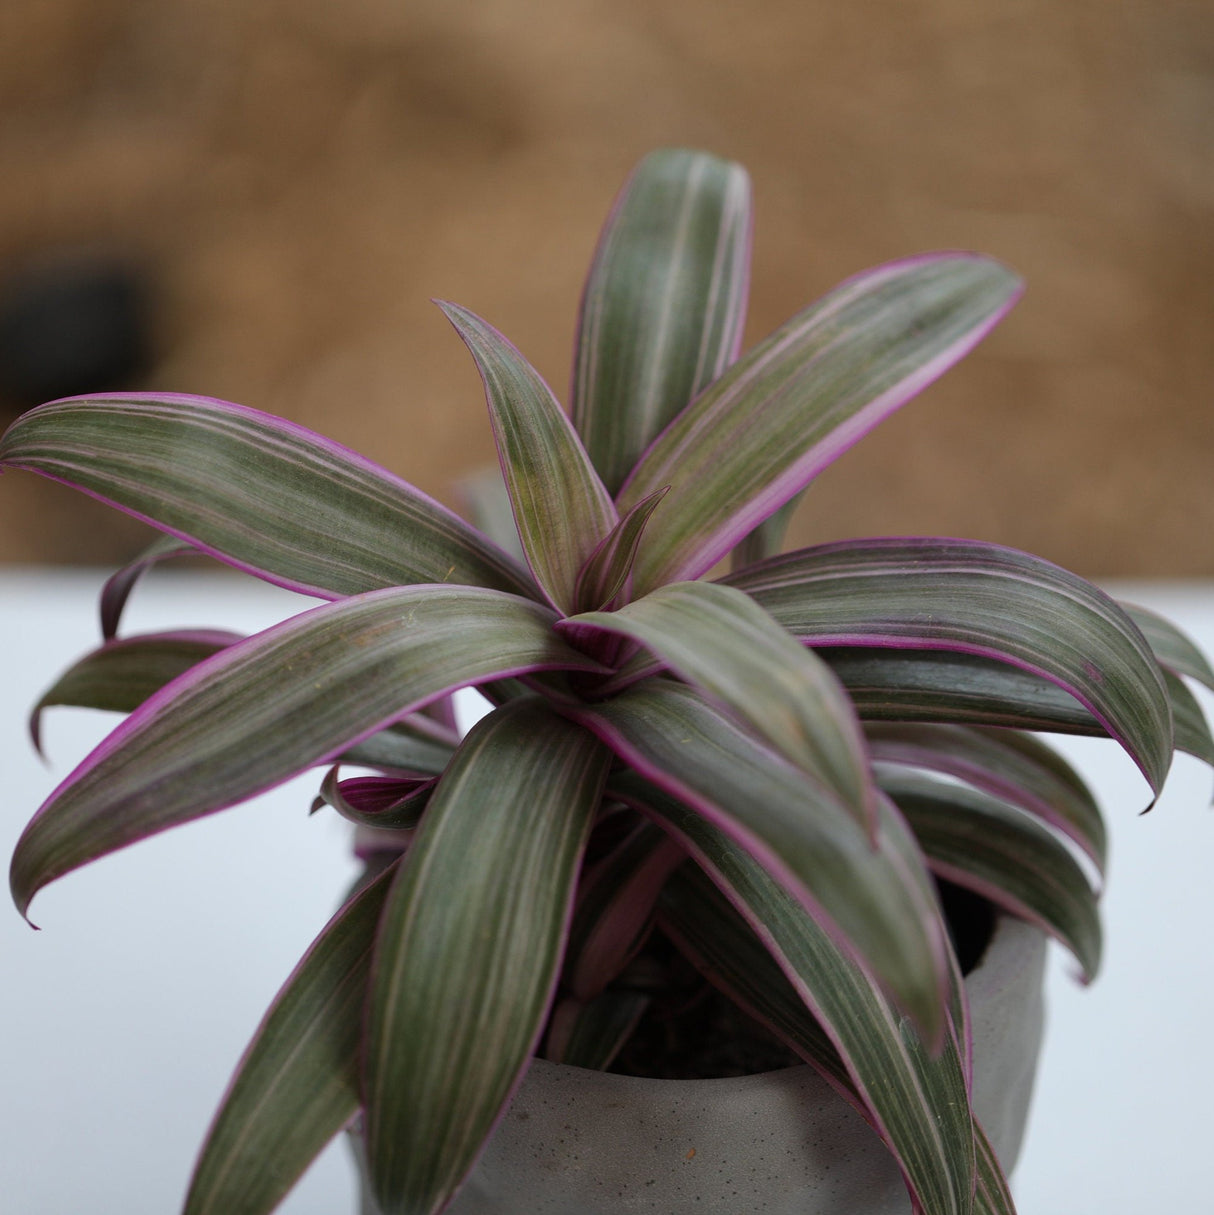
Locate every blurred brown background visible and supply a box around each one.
[0,0,1210,576]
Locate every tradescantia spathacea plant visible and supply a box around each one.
[6,148,1213,1215]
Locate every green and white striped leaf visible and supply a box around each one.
[726,538,1173,793]
[0,394,537,600]
[865,724,1106,874]
[572,148,751,493]
[566,581,875,831]
[579,686,949,1042]
[12,586,602,920]
[878,768,1102,980]
[364,700,610,1215]
[439,302,618,614]
[184,866,395,1215]
[652,811,975,1215]
[617,256,1021,592]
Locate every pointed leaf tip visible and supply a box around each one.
[619,254,1023,592]
[572,148,753,493]
[439,301,618,614]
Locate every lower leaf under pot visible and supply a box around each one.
[354,914,1046,1215]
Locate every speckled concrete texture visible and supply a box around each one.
[427,917,1047,1214]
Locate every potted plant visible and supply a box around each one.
[5,148,1211,1215]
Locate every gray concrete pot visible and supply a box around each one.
[362,915,1046,1215]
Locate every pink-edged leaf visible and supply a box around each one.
[657,866,850,1093]
[878,767,1102,980]
[821,646,1098,731]
[438,302,618,614]
[364,700,610,1215]
[100,533,197,639]
[866,724,1107,875]
[571,148,752,493]
[11,586,604,921]
[566,581,877,834]
[572,486,669,612]
[974,1119,1019,1215]
[729,492,803,571]
[1164,669,1214,767]
[644,794,976,1215]
[313,767,435,830]
[617,255,1021,593]
[573,681,950,1043]
[563,818,686,1001]
[820,647,1214,771]
[544,991,651,1071]
[0,394,537,600]
[183,864,395,1215]
[29,629,240,755]
[725,537,1173,794]
[1121,601,1214,692]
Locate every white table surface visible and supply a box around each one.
[2,568,1211,1214]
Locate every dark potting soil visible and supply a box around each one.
[605,878,997,1081]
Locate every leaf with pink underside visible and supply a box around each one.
[11,586,604,921]
[617,254,1021,593]
[312,767,435,830]
[0,394,537,600]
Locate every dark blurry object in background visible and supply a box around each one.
[0,254,152,416]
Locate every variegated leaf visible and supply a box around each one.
[725,538,1173,793]
[183,866,395,1215]
[878,767,1102,979]
[652,809,975,1215]
[618,255,1021,592]
[12,586,603,920]
[0,394,537,599]
[865,723,1106,874]
[572,148,751,492]
[29,629,238,755]
[576,685,950,1043]
[439,303,617,614]
[567,581,876,831]
[364,700,610,1215]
